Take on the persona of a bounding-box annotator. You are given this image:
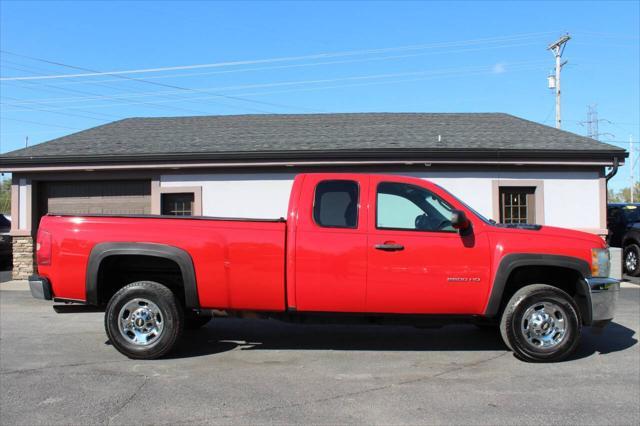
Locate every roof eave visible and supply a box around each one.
[0,149,628,172]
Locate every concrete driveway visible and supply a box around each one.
[0,270,12,283]
[624,274,640,285]
[1,281,638,425]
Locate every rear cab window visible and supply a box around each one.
[313,180,359,228]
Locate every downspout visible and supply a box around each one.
[605,157,620,208]
[605,157,619,182]
[601,157,620,244]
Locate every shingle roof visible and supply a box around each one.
[0,113,625,165]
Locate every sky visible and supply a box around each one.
[0,0,638,190]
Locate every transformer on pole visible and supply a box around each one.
[547,34,570,129]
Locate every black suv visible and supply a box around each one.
[0,214,11,270]
[607,203,640,276]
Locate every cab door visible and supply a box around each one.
[294,174,369,312]
[366,176,491,314]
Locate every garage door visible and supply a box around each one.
[40,180,151,215]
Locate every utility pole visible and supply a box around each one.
[631,135,636,203]
[547,34,570,129]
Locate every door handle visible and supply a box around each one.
[374,243,404,251]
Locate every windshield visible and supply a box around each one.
[0,215,10,229]
[622,206,640,223]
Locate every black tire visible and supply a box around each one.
[184,313,212,330]
[623,244,640,277]
[105,281,183,359]
[499,284,581,362]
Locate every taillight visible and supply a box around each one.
[36,230,52,266]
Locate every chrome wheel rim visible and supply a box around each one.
[118,298,164,346]
[626,251,638,272]
[521,301,568,351]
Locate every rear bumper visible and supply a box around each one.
[28,275,52,300]
[586,277,619,324]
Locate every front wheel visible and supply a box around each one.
[499,284,581,362]
[105,281,184,359]
[624,244,640,277]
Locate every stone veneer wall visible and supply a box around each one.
[12,236,34,280]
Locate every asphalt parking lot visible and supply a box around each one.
[1,282,639,425]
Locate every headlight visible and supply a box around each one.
[591,248,611,278]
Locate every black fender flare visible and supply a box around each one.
[86,242,199,308]
[622,235,640,248]
[484,253,592,323]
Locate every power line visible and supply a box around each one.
[0,32,558,114]
[165,62,536,102]
[2,64,547,113]
[0,116,82,130]
[2,64,126,121]
[2,80,122,120]
[572,31,640,41]
[1,60,547,108]
[2,95,110,122]
[1,62,547,113]
[566,119,640,126]
[196,63,547,100]
[1,61,220,116]
[2,55,278,115]
[1,51,320,113]
[0,129,73,137]
[1,59,67,76]
[0,31,558,81]
[541,103,556,124]
[28,41,544,87]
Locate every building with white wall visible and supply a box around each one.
[0,113,627,278]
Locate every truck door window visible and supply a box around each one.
[377,182,455,232]
[313,180,359,228]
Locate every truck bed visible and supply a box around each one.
[37,214,287,310]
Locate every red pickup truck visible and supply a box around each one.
[29,173,619,362]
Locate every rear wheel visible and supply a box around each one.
[499,284,581,362]
[105,281,183,359]
[624,244,640,277]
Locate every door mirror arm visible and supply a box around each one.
[451,209,472,236]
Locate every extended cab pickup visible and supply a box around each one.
[30,173,619,362]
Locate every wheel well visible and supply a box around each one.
[500,265,589,323]
[96,255,186,307]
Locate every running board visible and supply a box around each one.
[53,305,103,314]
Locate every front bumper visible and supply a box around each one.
[28,275,52,300]
[585,277,620,325]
